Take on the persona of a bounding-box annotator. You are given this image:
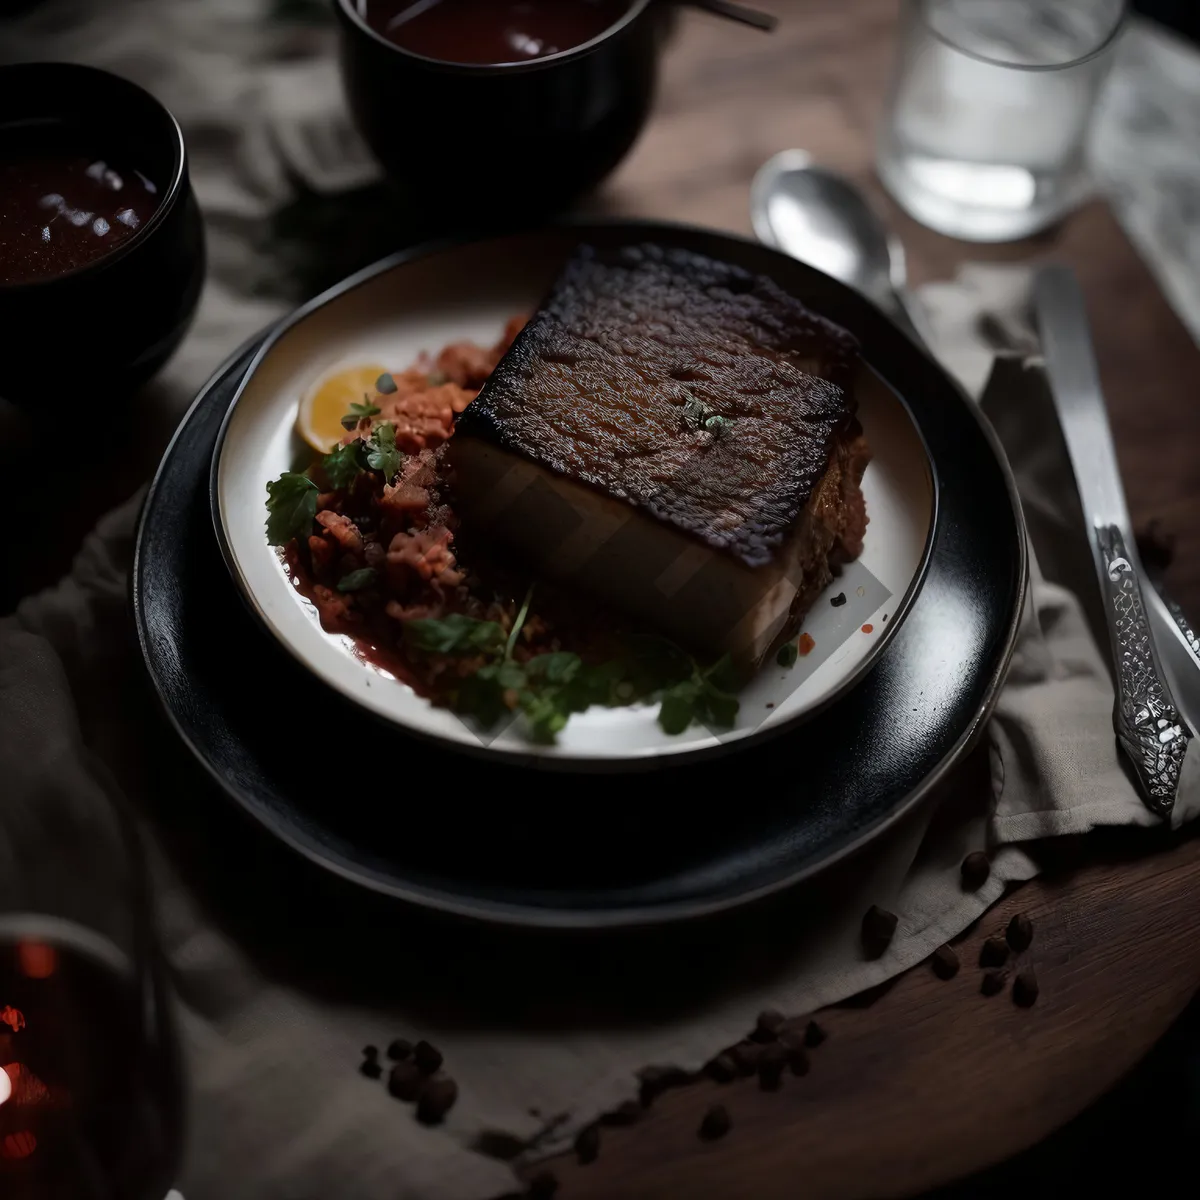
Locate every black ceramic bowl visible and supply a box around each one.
[333,0,671,224]
[0,63,206,408]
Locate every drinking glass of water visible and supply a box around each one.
[876,0,1127,242]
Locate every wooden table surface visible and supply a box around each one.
[517,1,1200,1196]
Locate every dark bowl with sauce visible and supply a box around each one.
[0,63,205,409]
[333,0,671,225]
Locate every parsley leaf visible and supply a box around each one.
[658,678,703,735]
[376,372,398,394]
[365,421,404,483]
[341,398,381,430]
[653,652,740,735]
[321,440,365,489]
[337,567,376,593]
[776,641,798,668]
[405,613,506,656]
[265,472,319,546]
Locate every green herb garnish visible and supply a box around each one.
[776,641,798,668]
[340,398,381,430]
[265,472,319,546]
[401,588,742,743]
[337,567,377,593]
[365,421,404,483]
[704,414,733,434]
[405,613,506,656]
[657,655,740,734]
[376,372,398,394]
[321,440,366,489]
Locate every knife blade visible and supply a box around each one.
[1034,264,1192,817]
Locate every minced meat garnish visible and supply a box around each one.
[264,319,741,743]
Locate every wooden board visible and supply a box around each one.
[520,1,1200,1194]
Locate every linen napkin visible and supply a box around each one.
[3,259,1197,1200]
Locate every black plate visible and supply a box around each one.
[134,222,1026,928]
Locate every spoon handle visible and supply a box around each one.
[674,0,779,31]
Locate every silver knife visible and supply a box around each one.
[1034,264,1192,817]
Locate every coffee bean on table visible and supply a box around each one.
[388,1060,422,1102]
[600,1099,643,1127]
[751,1008,786,1043]
[779,1028,810,1076]
[758,1043,787,1091]
[804,1020,827,1048]
[979,937,1010,969]
[416,1076,458,1125]
[413,1040,443,1075]
[387,1037,413,1061]
[574,1123,601,1165]
[362,1044,380,1060]
[931,945,960,980]
[360,1058,383,1079]
[706,1053,737,1084]
[862,905,899,958]
[961,852,990,890]
[1007,913,1034,952]
[730,1040,764,1076]
[1013,970,1039,1007]
[527,1169,559,1199]
[980,970,1007,996]
[638,1064,690,1105]
[699,1103,732,1141]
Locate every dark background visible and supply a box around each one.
[1135,0,1200,41]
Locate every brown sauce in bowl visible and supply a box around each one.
[363,0,632,64]
[0,126,161,286]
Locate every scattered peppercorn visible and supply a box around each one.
[699,1104,732,1141]
[931,945,960,980]
[600,1099,643,1127]
[862,905,899,958]
[981,970,1007,997]
[1013,970,1039,1007]
[388,1061,422,1102]
[961,852,991,890]
[758,1043,787,1091]
[416,1077,458,1125]
[574,1124,601,1165]
[413,1040,443,1075]
[706,1053,737,1083]
[1006,913,1034,952]
[979,937,1010,969]
[751,1009,786,1043]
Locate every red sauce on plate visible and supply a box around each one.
[0,128,160,286]
[363,0,632,64]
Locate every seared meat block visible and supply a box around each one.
[450,243,870,668]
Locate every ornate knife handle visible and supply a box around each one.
[1098,525,1191,817]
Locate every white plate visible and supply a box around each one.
[214,230,936,768]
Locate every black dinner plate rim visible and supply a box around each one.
[133,220,1028,929]
[206,222,940,771]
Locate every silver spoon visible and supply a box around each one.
[750,150,936,350]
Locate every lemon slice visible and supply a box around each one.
[296,364,389,454]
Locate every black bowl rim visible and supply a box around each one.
[333,0,657,74]
[0,61,188,293]
[206,220,943,772]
